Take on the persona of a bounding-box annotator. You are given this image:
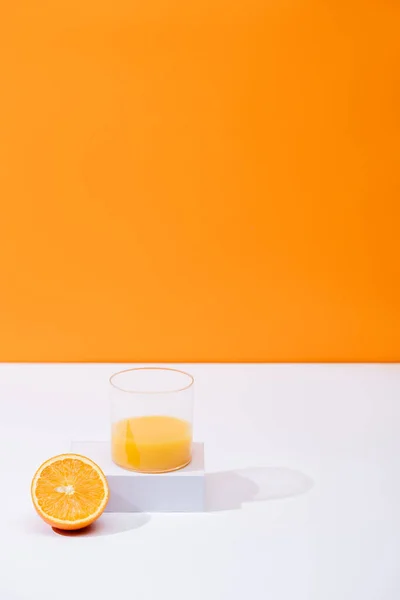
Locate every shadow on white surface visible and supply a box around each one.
[206,467,314,511]
[26,512,150,537]
[0,593,25,600]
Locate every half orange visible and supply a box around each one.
[31,454,109,530]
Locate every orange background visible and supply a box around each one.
[0,0,399,362]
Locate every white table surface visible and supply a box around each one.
[1,363,399,600]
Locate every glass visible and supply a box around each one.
[110,367,194,473]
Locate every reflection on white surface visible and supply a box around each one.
[26,512,151,537]
[53,513,152,537]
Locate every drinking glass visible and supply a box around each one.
[110,367,194,473]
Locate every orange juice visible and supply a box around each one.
[112,415,192,473]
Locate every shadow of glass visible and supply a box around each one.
[206,467,314,511]
[52,512,151,537]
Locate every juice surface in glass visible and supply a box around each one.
[112,415,192,473]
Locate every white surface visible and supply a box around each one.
[1,363,399,600]
[71,441,205,512]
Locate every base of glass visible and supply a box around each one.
[112,457,192,474]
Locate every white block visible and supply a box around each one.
[71,441,205,513]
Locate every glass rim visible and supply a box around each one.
[109,367,194,394]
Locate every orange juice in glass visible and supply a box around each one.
[110,368,194,473]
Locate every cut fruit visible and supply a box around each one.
[31,453,109,530]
